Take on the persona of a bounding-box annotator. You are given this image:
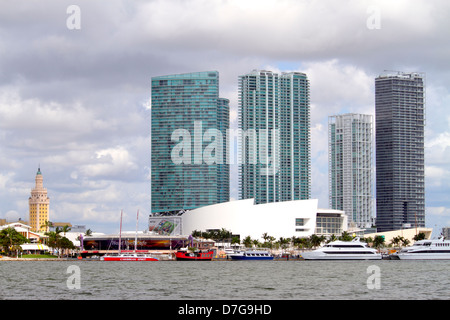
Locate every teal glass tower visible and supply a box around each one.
[238,70,310,204]
[151,71,230,214]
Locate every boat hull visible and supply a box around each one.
[301,254,382,260]
[301,252,382,260]
[228,250,274,261]
[102,256,159,261]
[175,250,214,261]
[230,255,274,261]
[395,252,450,260]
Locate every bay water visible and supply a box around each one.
[1,260,449,300]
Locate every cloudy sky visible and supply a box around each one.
[0,0,449,236]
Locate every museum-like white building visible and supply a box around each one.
[181,198,347,241]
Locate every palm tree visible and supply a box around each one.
[364,237,374,247]
[231,236,240,246]
[242,236,253,248]
[390,236,401,249]
[340,231,353,241]
[45,227,63,258]
[309,234,324,248]
[62,225,71,237]
[294,237,310,250]
[401,238,410,248]
[413,233,426,241]
[327,234,338,243]
[278,237,291,254]
[40,220,54,233]
[373,235,385,250]
[84,229,93,236]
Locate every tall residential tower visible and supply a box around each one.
[151,71,229,214]
[375,72,425,232]
[329,113,374,228]
[238,70,310,204]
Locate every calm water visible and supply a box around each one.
[1,260,449,300]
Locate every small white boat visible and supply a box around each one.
[301,238,381,260]
[393,237,450,260]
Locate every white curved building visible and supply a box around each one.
[182,198,319,240]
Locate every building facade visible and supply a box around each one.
[182,198,319,240]
[238,70,310,204]
[375,72,426,232]
[28,167,50,233]
[329,113,374,228]
[151,71,230,214]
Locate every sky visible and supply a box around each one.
[0,0,449,236]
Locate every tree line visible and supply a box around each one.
[0,221,77,257]
[191,228,428,251]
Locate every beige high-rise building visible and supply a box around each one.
[28,167,50,233]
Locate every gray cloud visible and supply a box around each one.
[0,0,449,233]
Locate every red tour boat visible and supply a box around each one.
[175,248,214,261]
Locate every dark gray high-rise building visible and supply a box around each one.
[375,72,425,232]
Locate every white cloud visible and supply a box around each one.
[79,146,139,179]
[0,0,449,233]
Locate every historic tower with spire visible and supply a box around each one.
[28,167,50,233]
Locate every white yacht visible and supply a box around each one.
[393,237,450,260]
[301,238,382,260]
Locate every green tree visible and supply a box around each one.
[401,237,410,247]
[339,231,353,241]
[46,227,64,258]
[413,233,426,241]
[309,234,324,248]
[293,237,311,250]
[61,225,71,237]
[40,220,53,233]
[261,233,275,249]
[373,235,385,249]
[231,236,240,246]
[327,234,338,243]
[0,227,29,256]
[390,236,401,249]
[278,237,291,253]
[242,236,253,248]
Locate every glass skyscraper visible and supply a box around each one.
[375,72,425,232]
[238,70,310,204]
[151,71,229,214]
[329,113,374,228]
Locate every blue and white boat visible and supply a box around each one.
[229,250,274,260]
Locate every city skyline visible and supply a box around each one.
[0,1,449,235]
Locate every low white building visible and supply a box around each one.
[182,198,320,241]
